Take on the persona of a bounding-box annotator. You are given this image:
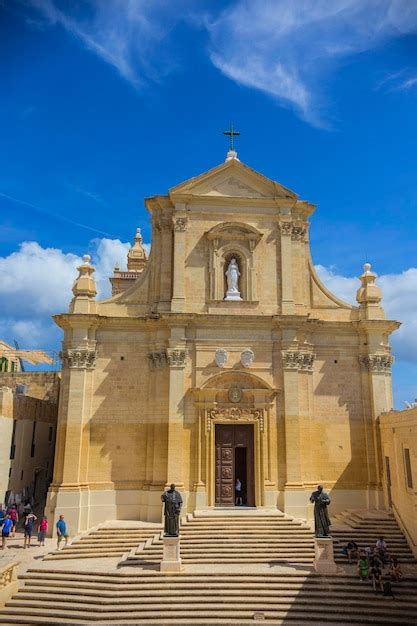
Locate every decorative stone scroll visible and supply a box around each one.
[173,217,188,232]
[359,354,394,372]
[60,349,97,370]
[148,349,187,369]
[206,407,264,432]
[282,350,315,371]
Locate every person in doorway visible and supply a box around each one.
[1,515,13,549]
[38,517,48,546]
[56,515,69,550]
[235,477,243,506]
[7,505,18,537]
[24,511,37,548]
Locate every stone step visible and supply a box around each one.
[15,586,417,601]
[19,568,417,590]
[2,604,417,625]
[5,591,417,611]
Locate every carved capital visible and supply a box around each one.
[148,351,167,369]
[291,223,307,241]
[282,350,315,371]
[206,407,264,432]
[166,349,187,368]
[279,221,293,236]
[359,354,394,372]
[60,349,97,370]
[173,217,188,232]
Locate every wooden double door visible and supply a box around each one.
[215,424,255,506]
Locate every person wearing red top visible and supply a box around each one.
[7,506,18,538]
[38,517,48,546]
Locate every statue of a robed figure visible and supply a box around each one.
[310,485,331,537]
[161,484,183,537]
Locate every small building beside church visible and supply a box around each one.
[46,150,399,532]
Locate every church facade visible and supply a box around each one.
[46,152,399,532]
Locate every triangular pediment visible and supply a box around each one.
[169,158,297,201]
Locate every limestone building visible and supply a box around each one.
[46,151,399,533]
[0,370,60,509]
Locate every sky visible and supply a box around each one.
[0,0,417,407]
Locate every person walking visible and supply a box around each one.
[7,505,18,538]
[235,477,243,506]
[23,511,37,548]
[56,515,69,550]
[1,515,13,549]
[38,517,48,546]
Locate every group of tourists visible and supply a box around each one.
[0,502,69,550]
[343,536,403,595]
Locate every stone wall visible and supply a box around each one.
[380,407,417,557]
[0,371,60,401]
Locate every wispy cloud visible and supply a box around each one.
[0,191,114,237]
[206,0,417,126]
[26,0,193,87]
[24,1,417,126]
[376,69,417,92]
[73,186,107,207]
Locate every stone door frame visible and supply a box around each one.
[192,376,277,509]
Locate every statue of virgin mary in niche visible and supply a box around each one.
[225,258,242,301]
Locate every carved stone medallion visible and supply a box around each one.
[215,348,228,368]
[228,386,242,403]
[241,349,254,368]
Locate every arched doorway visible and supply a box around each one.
[193,372,277,509]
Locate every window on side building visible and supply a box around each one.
[404,448,414,490]
[30,421,37,458]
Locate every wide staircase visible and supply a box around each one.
[1,569,417,624]
[43,524,162,561]
[1,509,416,624]
[124,510,315,566]
[332,509,416,564]
[43,510,315,566]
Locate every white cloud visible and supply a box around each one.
[316,264,417,363]
[206,0,417,126]
[0,238,133,349]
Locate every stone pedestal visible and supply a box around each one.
[314,537,337,575]
[160,536,182,572]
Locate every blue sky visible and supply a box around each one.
[0,0,417,406]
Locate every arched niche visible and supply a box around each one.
[206,222,262,302]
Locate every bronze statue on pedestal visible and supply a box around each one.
[161,484,183,537]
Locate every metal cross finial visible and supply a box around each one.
[223,123,240,151]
